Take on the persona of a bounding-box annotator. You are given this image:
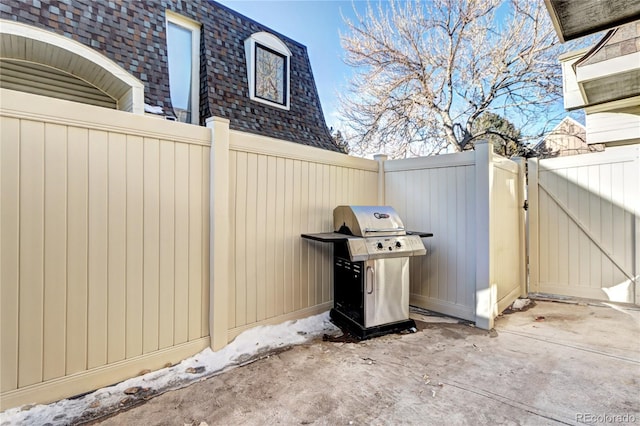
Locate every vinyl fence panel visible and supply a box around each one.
[0,89,211,409]
[385,151,478,321]
[384,144,525,326]
[529,146,639,304]
[223,130,379,339]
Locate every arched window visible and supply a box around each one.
[244,32,291,110]
[0,19,144,113]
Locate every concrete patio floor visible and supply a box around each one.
[95,300,640,425]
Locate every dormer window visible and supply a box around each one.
[245,32,291,110]
[166,11,201,124]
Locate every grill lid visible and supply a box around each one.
[334,205,405,237]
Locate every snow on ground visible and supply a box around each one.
[0,312,340,426]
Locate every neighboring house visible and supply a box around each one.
[0,0,341,152]
[555,20,640,147]
[536,116,604,158]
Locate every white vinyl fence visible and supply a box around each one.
[209,119,379,343]
[384,142,526,328]
[529,145,640,304]
[1,89,211,410]
[0,90,379,410]
[1,88,533,412]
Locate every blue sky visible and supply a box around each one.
[217,0,369,130]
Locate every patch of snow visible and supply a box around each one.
[409,313,459,324]
[144,103,164,114]
[0,312,339,426]
[511,298,531,310]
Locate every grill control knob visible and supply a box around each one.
[395,241,402,248]
[377,242,383,249]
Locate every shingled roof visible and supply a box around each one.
[0,0,341,152]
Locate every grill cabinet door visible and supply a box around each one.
[364,257,410,327]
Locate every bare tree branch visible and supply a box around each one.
[338,0,577,158]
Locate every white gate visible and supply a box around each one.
[528,145,640,304]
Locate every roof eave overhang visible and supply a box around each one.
[544,0,640,42]
[576,51,640,107]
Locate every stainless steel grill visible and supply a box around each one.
[333,205,427,261]
[302,205,432,339]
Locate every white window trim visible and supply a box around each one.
[244,32,291,111]
[166,11,201,124]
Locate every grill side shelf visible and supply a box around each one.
[301,232,433,242]
[301,232,354,243]
[405,231,434,238]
